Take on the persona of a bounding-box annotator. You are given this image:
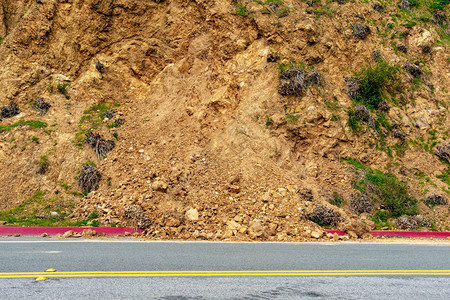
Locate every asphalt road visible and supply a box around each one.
[0,238,449,299]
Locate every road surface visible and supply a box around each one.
[0,237,449,299]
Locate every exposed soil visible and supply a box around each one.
[0,0,449,241]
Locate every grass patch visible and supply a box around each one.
[330,192,346,207]
[371,211,393,229]
[353,60,401,109]
[344,159,418,217]
[427,0,449,10]
[75,103,119,147]
[437,171,450,185]
[234,4,248,16]
[0,120,47,132]
[0,191,102,227]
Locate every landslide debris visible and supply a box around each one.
[0,0,449,241]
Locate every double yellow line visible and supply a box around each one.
[1,270,450,278]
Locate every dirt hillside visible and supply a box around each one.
[0,0,449,241]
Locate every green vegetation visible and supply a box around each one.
[427,0,449,10]
[353,60,400,109]
[330,192,346,207]
[75,103,119,146]
[254,0,283,4]
[347,109,361,132]
[285,113,298,124]
[47,81,70,96]
[57,82,69,95]
[278,61,307,75]
[0,191,103,227]
[345,158,418,218]
[235,4,248,16]
[0,120,47,132]
[83,160,97,167]
[437,171,450,185]
[36,155,49,174]
[371,211,393,230]
[265,115,273,126]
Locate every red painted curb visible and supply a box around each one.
[0,227,143,236]
[325,230,450,239]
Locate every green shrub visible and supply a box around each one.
[354,60,400,109]
[346,159,418,217]
[347,109,361,132]
[427,0,449,10]
[57,82,69,95]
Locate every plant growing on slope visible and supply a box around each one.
[309,205,341,227]
[353,59,401,109]
[36,155,49,174]
[78,165,101,193]
[345,159,418,217]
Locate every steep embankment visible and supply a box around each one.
[0,0,449,241]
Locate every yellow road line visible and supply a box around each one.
[0,270,449,278]
[2,270,449,275]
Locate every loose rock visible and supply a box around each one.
[185,208,199,221]
[152,181,168,192]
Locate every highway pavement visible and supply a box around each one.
[0,237,449,299]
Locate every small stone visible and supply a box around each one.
[228,185,241,193]
[82,229,97,237]
[229,175,240,185]
[185,208,199,221]
[151,181,168,192]
[248,219,265,238]
[267,223,278,236]
[0,221,6,225]
[239,226,248,234]
[166,217,181,227]
[50,212,58,217]
[62,230,74,238]
[226,220,241,231]
[13,233,21,237]
[41,233,48,237]
[277,188,287,197]
[347,230,358,239]
[310,230,323,239]
[262,192,270,202]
